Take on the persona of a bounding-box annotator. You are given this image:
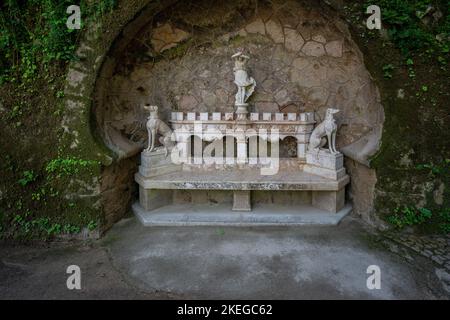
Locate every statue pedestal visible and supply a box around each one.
[235,103,248,121]
[304,149,346,180]
[139,148,181,178]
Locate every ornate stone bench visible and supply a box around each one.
[135,163,349,213]
[132,50,351,226]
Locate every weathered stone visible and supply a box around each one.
[92,0,385,230]
[307,87,329,107]
[311,189,345,213]
[291,62,326,87]
[272,44,295,66]
[275,89,290,106]
[325,65,349,84]
[312,34,327,43]
[66,100,84,111]
[292,57,310,71]
[201,90,218,107]
[151,23,190,53]
[341,126,383,167]
[232,190,251,211]
[302,41,326,57]
[245,18,266,35]
[297,23,311,41]
[325,40,343,57]
[237,28,247,37]
[178,95,198,111]
[66,69,87,87]
[255,101,278,112]
[261,78,280,93]
[265,20,284,43]
[214,88,229,105]
[284,28,304,52]
[433,183,445,205]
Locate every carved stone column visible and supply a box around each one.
[236,136,248,164]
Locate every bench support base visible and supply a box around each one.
[133,202,352,226]
[232,190,251,211]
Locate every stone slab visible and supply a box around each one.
[139,163,181,178]
[135,169,350,191]
[303,165,346,180]
[133,202,353,226]
[306,150,344,170]
[139,149,182,177]
[139,187,172,211]
[140,149,168,166]
[232,190,251,211]
[187,112,196,121]
[312,189,345,213]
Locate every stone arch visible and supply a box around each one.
[64,0,384,230]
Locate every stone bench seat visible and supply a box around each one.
[136,167,349,214]
[135,168,349,191]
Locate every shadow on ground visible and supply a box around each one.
[0,216,448,299]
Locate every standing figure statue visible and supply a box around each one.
[308,108,340,154]
[232,51,256,106]
[144,104,174,157]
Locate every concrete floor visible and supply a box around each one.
[0,215,449,299]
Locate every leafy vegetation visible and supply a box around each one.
[387,206,432,228]
[386,159,450,231]
[371,0,450,55]
[344,1,450,233]
[0,155,101,239]
[46,157,99,177]
[0,0,116,84]
[0,1,115,239]
[18,170,37,187]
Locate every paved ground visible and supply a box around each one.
[0,216,449,299]
[384,232,450,271]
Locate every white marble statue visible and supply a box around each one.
[308,108,340,154]
[232,51,256,106]
[144,105,174,156]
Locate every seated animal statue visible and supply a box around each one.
[144,105,174,157]
[308,108,340,154]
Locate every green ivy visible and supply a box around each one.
[387,159,450,232]
[45,157,99,177]
[4,215,85,238]
[0,0,117,84]
[387,206,433,228]
[368,0,450,55]
[18,170,37,186]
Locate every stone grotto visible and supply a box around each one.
[90,0,384,228]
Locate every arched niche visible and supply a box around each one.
[89,0,384,227]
